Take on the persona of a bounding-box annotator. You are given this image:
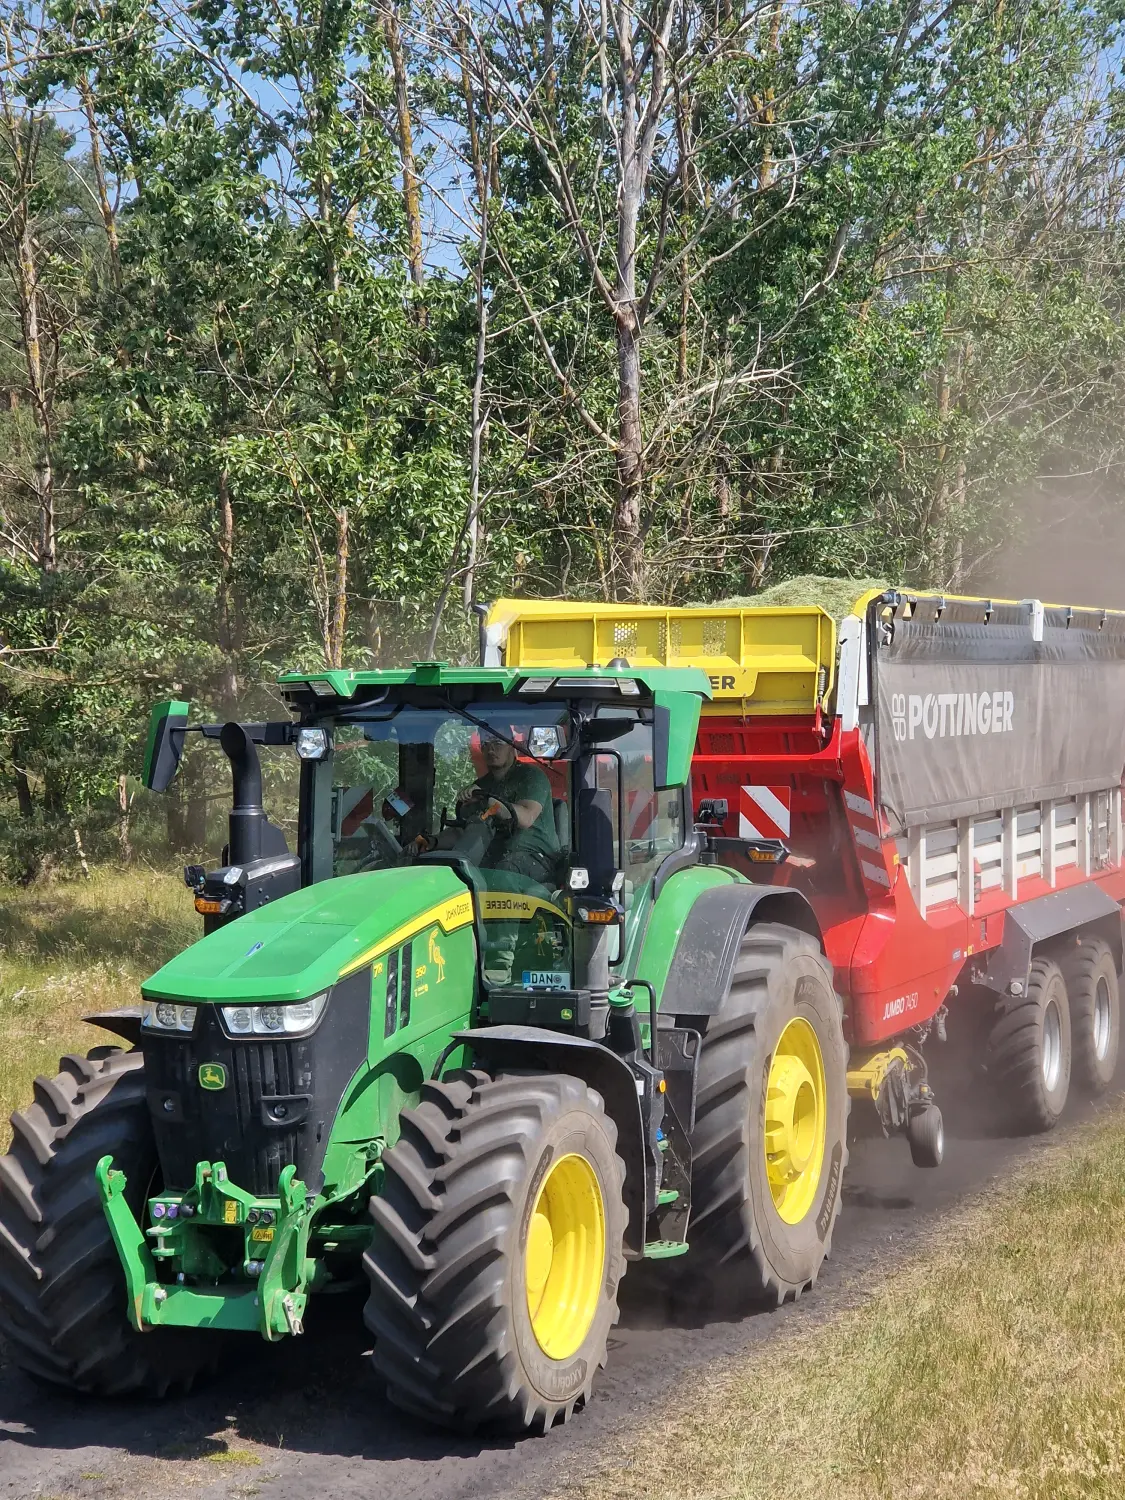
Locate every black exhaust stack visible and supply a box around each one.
[220,721,265,865]
[183,718,301,932]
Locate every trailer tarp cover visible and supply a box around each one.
[871,595,1125,832]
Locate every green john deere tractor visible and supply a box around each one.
[0,655,847,1431]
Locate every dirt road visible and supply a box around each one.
[3,1090,1119,1500]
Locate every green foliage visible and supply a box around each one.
[1,0,1124,875]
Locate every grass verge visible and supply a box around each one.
[5,871,1125,1499]
[0,867,195,1148]
[567,1106,1125,1500]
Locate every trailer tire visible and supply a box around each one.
[673,922,848,1306]
[1062,938,1120,1095]
[989,955,1072,1132]
[363,1069,627,1433]
[0,1047,219,1396]
[906,1104,944,1168]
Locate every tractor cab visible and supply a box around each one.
[143,659,709,1036]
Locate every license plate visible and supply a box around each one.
[523,970,570,988]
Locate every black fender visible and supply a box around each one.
[658,883,824,1020]
[453,1026,647,1257]
[84,1008,143,1046]
[975,885,1124,996]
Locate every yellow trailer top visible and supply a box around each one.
[484,598,836,716]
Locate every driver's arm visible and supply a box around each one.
[508,797,543,831]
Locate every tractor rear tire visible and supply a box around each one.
[363,1070,627,1433]
[988,955,1072,1132]
[0,1046,220,1395]
[1062,937,1120,1095]
[675,922,849,1306]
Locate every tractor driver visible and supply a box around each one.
[456,730,560,884]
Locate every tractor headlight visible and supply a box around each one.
[141,1000,198,1033]
[220,993,329,1038]
[295,727,331,760]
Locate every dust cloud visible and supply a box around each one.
[965,480,1125,608]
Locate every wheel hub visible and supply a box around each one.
[525,1153,606,1360]
[1042,999,1062,1091]
[766,1056,818,1178]
[1094,977,1112,1062]
[765,1017,828,1225]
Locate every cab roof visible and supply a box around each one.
[277,660,713,705]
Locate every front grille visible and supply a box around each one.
[143,1007,314,1195]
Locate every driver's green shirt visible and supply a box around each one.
[474,762,559,865]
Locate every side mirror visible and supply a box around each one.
[143,700,190,792]
[652,688,702,789]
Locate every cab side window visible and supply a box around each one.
[594,721,686,893]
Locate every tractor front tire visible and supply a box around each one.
[988,955,1072,1132]
[0,1047,219,1395]
[363,1070,627,1433]
[678,922,849,1306]
[1062,937,1120,1095]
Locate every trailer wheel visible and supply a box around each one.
[988,955,1072,1132]
[363,1070,627,1433]
[0,1047,219,1395]
[1062,938,1120,1095]
[674,922,848,1306]
[907,1103,944,1167]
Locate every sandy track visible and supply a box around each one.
[3,1085,1120,1500]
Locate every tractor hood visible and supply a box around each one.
[142,867,474,1004]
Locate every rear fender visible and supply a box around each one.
[657,885,824,1021]
[975,886,1125,996]
[453,1026,647,1257]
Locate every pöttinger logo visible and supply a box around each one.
[901,689,1014,741]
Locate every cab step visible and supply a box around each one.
[642,1240,689,1259]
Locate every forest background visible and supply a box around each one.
[2,0,1125,876]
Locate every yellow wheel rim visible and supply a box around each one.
[525,1153,606,1360]
[765,1016,827,1225]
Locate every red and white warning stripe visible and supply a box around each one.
[739,785,791,841]
[337,785,375,837]
[843,788,890,887]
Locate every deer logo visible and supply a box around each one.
[428,928,446,983]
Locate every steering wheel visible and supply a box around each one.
[352,815,406,872]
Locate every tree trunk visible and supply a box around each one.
[217,469,239,713]
[614,311,645,600]
[461,291,488,612]
[716,449,731,518]
[383,3,425,305]
[543,0,555,109]
[117,773,133,863]
[16,222,55,574]
[326,507,349,669]
[14,769,33,819]
[79,74,122,290]
[755,5,783,192]
[459,39,490,615]
[612,21,649,603]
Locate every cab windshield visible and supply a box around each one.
[307,703,573,987]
